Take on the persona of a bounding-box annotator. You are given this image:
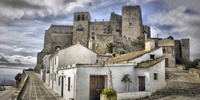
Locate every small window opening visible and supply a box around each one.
[150,54,155,59]
[154,73,158,80]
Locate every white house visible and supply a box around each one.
[50,41,167,100]
[49,43,97,94]
[42,54,51,85]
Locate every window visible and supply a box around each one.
[68,77,71,91]
[116,25,120,32]
[77,25,83,31]
[59,29,62,32]
[54,29,57,33]
[150,54,155,59]
[163,49,166,53]
[103,25,107,33]
[91,26,95,30]
[154,73,158,80]
[91,32,95,39]
[129,23,132,26]
[82,14,85,20]
[77,15,80,21]
[65,29,68,33]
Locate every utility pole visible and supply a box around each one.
[3,77,5,89]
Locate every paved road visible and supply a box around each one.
[0,86,17,100]
[20,71,63,100]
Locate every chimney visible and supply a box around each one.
[145,39,155,51]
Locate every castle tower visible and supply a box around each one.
[122,5,143,40]
[73,12,91,47]
[180,39,190,60]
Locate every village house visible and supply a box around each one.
[44,40,166,100]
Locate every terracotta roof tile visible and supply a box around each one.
[105,50,152,64]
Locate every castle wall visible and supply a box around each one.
[143,25,151,39]
[43,25,73,53]
[122,5,143,40]
[181,39,190,60]
[95,34,113,54]
[175,40,181,60]
[73,12,90,47]
[34,52,47,73]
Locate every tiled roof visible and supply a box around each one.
[105,50,152,64]
[135,56,165,68]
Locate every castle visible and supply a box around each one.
[34,5,190,73]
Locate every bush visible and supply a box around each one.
[102,88,117,100]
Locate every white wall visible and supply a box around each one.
[149,60,166,92]
[129,47,163,64]
[57,68,77,100]
[135,68,151,91]
[75,64,150,100]
[58,43,97,67]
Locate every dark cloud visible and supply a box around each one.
[0,0,42,9]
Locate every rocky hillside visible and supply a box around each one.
[141,68,200,100]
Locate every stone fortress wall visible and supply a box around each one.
[34,5,190,73]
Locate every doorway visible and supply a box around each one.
[165,58,169,67]
[90,75,105,100]
[139,76,145,91]
[61,76,64,97]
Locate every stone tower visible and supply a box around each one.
[122,5,143,40]
[181,39,190,60]
[73,12,91,47]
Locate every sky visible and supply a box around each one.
[0,0,200,80]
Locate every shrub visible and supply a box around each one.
[102,88,117,100]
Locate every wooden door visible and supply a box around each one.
[165,58,169,67]
[90,75,105,100]
[139,76,145,91]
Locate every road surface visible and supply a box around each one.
[20,71,64,100]
[0,86,16,100]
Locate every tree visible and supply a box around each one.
[15,73,22,81]
[106,42,115,53]
[131,35,145,51]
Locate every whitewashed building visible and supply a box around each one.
[48,41,167,100]
[42,54,51,85]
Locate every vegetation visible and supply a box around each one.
[121,74,132,92]
[102,88,117,100]
[176,58,200,69]
[106,42,115,53]
[15,73,22,81]
[136,56,165,68]
[131,35,145,51]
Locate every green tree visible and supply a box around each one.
[106,42,115,53]
[131,35,145,51]
[15,73,22,81]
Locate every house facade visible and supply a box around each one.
[45,41,166,100]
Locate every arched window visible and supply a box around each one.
[103,25,107,33]
[82,14,85,20]
[77,25,83,31]
[55,46,61,51]
[77,15,80,21]
[91,32,95,39]
[116,25,120,32]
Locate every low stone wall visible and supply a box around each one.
[12,70,29,100]
[117,92,151,100]
[189,68,200,82]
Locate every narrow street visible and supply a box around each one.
[19,71,63,100]
[0,86,16,100]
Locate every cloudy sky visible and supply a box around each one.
[0,0,200,80]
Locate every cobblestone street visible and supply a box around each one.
[20,71,64,100]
